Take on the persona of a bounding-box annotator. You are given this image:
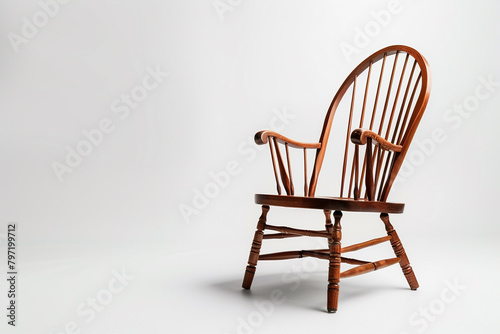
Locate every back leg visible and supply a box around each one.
[242,205,269,289]
[380,213,419,290]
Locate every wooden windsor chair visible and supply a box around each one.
[241,45,431,312]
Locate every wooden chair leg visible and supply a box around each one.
[326,210,342,313]
[380,213,419,290]
[242,205,269,289]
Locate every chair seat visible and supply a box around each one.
[255,194,404,214]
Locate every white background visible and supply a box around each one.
[1,0,499,333]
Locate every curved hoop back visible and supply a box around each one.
[308,45,431,201]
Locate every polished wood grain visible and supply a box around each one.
[341,235,392,253]
[255,130,321,148]
[254,194,404,213]
[339,257,401,279]
[262,232,301,239]
[264,224,329,238]
[242,205,269,290]
[350,128,403,152]
[242,45,430,312]
[327,210,342,313]
[272,138,291,195]
[381,213,419,290]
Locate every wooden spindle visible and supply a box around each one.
[353,145,360,199]
[339,257,400,279]
[303,148,308,196]
[263,232,301,239]
[273,138,291,195]
[358,151,367,196]
[348,158,356,199]
[376,151,393,201]
[341,235,392,253]
[301,250,330,260]
[341,257,370,266]
[360,61,372,127]
[341,76,357,197]
[265,224,329,238]
[373,146,385,198]
[365,138,374,200]
[285,143,294,195]
[369,54,387,130]
[259,251,302,261]
[268,141,281,195]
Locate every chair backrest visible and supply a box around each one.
[264,46,430,201]
[307,45,431,201]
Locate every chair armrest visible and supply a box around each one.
[350,128,402,153]
[255,130,321,149]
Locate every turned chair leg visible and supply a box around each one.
[380,213,419,290]
[242,205,269,289]
[326,210,342,313]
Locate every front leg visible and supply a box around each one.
[242,205,269,289]
[326,210,342,312]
